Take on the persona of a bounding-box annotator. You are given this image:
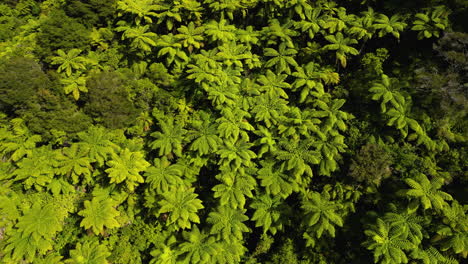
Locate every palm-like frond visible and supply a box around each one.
[150,117,186,158]
[301,191,343,239]
[401,173,453,211]
[207,206,249,242]
[145,157,185,194]
[158,187,204,230]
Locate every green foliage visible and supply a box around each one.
[275,138,320,183]
[4,202,65,262]
[115,23,157,53]
[77,126,119,167]
[78,197,121,235]
[301,191,344,243]
[0,1,466,263]
[323,32,359,67]
[250,194,286,235]
[105,148,150,191]
[264,42,298,74]
[35,9,91,60]
[145,157,185,194]
[411,7,449,39]
[383,210,423,245]
[150,116,186,158]
[373,13,406,39]
[207,206,249,242]
[117,0,160,26]
[212,165,255,208]
[187,112,221,155]
[176,226,218,263]
[51,49,88,77]
[257,160,299,199]
[400,173,453,211]
[11,146,57,190]
[0,57,48,112]
[363,218,415,264]
[66,240,110,264]
[60,74,88,100]
[84,71,140,129]
[158,187,204,230]
[369,74,405,113]
[349,143,393,186]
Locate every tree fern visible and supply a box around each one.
[205,0,248,21]
[216,107,255,142]
[115,23,157,53]
[105,148,150,191]
[158,187,204,230]
[301,191,344,240]
[314,98,352,133]
[369,74,406,113]
[363,218,416,264]
[4,202,64,262]
[251,93,289,128]
[55,143,93,185]
[441,200,468,233]
[275,138,320,183]
[383,211,424,245]
[35,253,64,264]
[400,173,453,211]
[262,19,298,48]
[213,172,245,209]
[319,9,348,34]
[256,70,291,99]
[292,62,339,103]
[60,74,88,100]
[257,160,299,199]
[323,32,359,67]
[311,131,347,176]
[77,126,119,167]
[410,246,459,264]
[411,7,449,39]
[144,157,185,194]
[202,80,239,107]
[277,107,324,139]
[0,122,42,162]
[207,206,249,242]
[116,0,162,25]
[205,19,237,43]
[374,14,407,39]
[250,193,287,235]
[440,232,468,259]
[150,232,180,264]
[216,42,252,68]
[178,226,219,264]
[211,239,246,264]
[217,139,256,171]
[50,49,87,77]
[78,197,120,235]
[213,168,256,209]
[65,240,110,264]
[294,7,323,39]
[150,117,186,158]
[175,21,205,52]
[154,33,189,65]
[186,112,221,156]
[4,232,50,262]
[11,146,57,190]
[264,42,298,74]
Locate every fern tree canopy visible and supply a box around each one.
[0,0,466,263]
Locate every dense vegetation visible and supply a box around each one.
[0,0,467,263]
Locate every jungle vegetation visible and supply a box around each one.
[0,0,467,263]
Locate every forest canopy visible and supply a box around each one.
[0,0,467,263]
